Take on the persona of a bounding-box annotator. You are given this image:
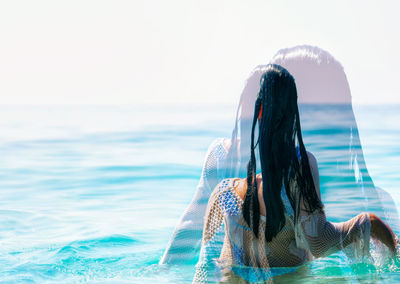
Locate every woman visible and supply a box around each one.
[161,45,399,266]
[193,64,396,283]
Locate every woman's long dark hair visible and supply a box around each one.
[243,64,323,242]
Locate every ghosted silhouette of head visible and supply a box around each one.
[226,45,353,177]
[225,45,397,225]
[271,45,351,104]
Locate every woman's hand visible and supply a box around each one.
[369,213,397,255]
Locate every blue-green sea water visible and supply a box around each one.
[0,104,399,283]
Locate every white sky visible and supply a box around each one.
[0,0,399,105]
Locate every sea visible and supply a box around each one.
[0,103,399,283]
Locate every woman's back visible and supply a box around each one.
[193,65,396,283]
[220,178,311,267]
[194,154,373,283]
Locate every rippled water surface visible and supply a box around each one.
[0,104,399,283]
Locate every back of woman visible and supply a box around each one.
[216,178,309,268]
[193,65,396,283]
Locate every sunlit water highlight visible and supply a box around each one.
[0,104,399,283]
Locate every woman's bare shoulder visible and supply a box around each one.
[232,174,262,201]
[306,151,321,199]
[306,151,318,171]
[306,151,317,162]
[233,178,247,201]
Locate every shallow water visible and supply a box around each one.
[0,104,399,283]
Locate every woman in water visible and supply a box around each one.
[193,64,397,283]
[161,45,399,267]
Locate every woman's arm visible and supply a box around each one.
[296,152,396,258]
[160,138,227,265]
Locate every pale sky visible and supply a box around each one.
[0,0,399,105]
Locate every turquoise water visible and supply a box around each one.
[0,104,400,283]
